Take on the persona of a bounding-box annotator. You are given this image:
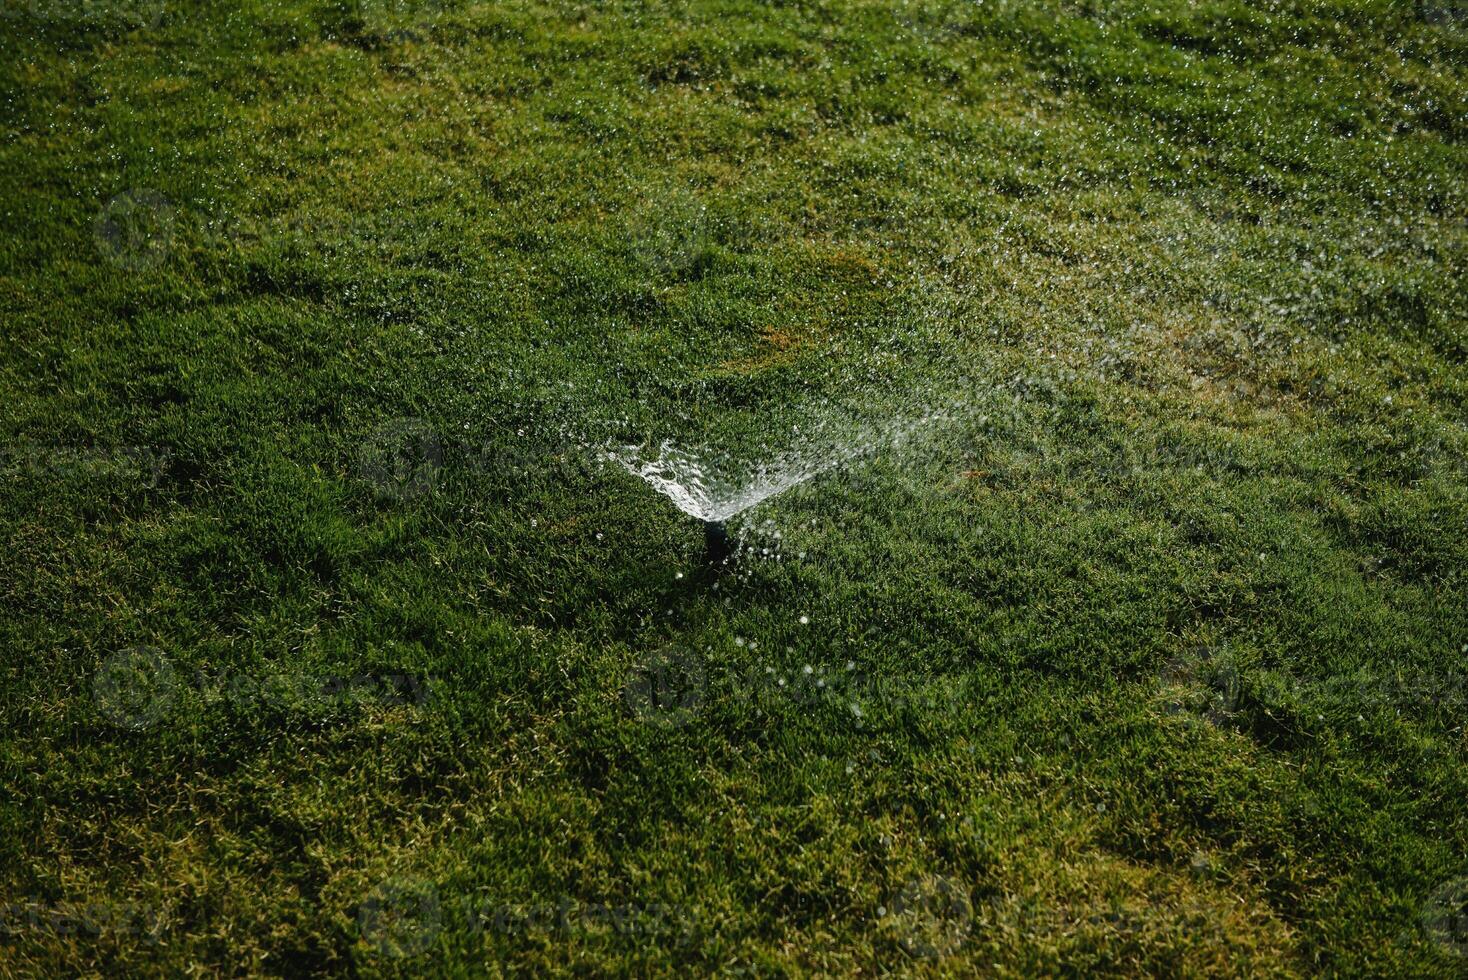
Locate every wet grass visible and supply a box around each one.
[2,0,1467,974]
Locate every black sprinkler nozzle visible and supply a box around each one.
[704,520,733,568]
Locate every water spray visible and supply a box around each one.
[602,403,958,572]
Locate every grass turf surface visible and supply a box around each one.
[3,0,1467,974]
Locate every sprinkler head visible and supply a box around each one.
[703,520,733,568]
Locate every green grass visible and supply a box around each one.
[2,0,1467,974]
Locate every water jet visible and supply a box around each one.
[602,404,958,568]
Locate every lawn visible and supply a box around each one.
[2,0,1467,974]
